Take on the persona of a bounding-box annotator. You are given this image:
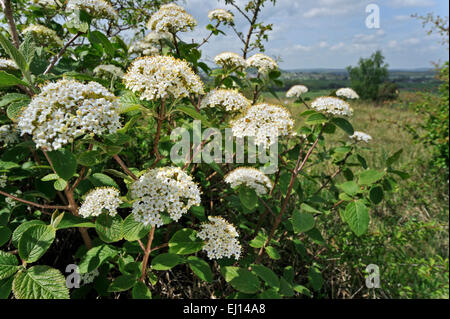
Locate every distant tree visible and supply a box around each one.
[347,50,389,101]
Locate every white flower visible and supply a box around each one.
[94,64,124,79]
[336,88,360,100]
[311,96,353,117]
[286,85,308,98]
[29,0,58,7]
[17,79,122,151]
[208,9,234,24]
[128,41,159,56]
[147,3,197,34]
[80,269,99,283]
[66,0,118,20]
[247,53,278,74]
[214,52,247,70]
[123,56,204,101]
[0,58,18,70]
[0,175,7,188]
[230,103,294,149]
[79,187,122,218]
[200,89,250,112]
[350,131,372,143]
[197,216,241,260]
[144,31,172,44]
[5,190,22,207]
[224,167,272,196]
[0,125,20,146]
[131,167,201,227]
[22,25,63,47]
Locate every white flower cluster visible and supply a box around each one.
[336,88,360,100]
[94,64,124,79]
[224,167,272,196]
[0,175,7,188]
[5,190,21,207]
[66,0,118,20]
[230,103,294,149]
[144,31,172,44]
[131,167,201,227]
[214,52,247,70]
[79,187,122,218]
[147,3,197,34]
[123,56,204,101]
[197,216,242,260]
[0,58,18,70]
[200,89,250,112]
[128,41,159,56]
[286,85,308,98]
[208,9,234,24]
[311,96,353,117]
[23,25,63,47]
[17,79,122,151]
[350,131,372,143]
[0,125,20,146]
[247,53,278,74]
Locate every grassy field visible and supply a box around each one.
[264,90,449,298]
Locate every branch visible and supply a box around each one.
[113,154,138,181]
[1,0,20,48]
[44,31,82,75]
[0,189,68,212]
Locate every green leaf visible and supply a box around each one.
[47,149,77,181]
[386,149,403,167]
[305,228,325,245]
[222,266,261,294]
[11,220,45,248]
[187,256,213,282]
[259,288,282,299]
[265,246,280,260]
[279,277,294,297]
[293,284,311,297]
[78,244,119,273]
[95,213,123,243]
[251,264,279,289]
[107,274,136,292]
[369,186,384,205]
[169,229,203,255]
[344,200,370,236]
[305,113,328,125]
[0,93,28,107]
[18,225,55,263]
[88,31,115,56]
[19,33,35,66]
[0,251,19,280]
[291,210,315,233]
[41,173,59,182]
[359,169,385,186]
[54,178,67,191]
[0,71,29,88]
[177,105,212,127]
[77,150,102,167]
[7,100,28,121]
[339,181,359,196]
[331,117,354,135]
[308,267,323,292]
[249,232,267,249]
[0,226,12,247]
[88,173,119,188]
[0,32,28,73]
[12,266,69,299]
[122,214,151,241]
[300,203,321,214]
[239,186,258,211]
[132,281,152,299]
[0,277,14,299]
[56,214,95,229]
[151,253,183,271]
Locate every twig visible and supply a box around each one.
[44,31,82,75]
[113,154,138,181]
[140,226,156,282]
[0,190,68,212]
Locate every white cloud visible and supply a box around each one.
[387,0,435,8]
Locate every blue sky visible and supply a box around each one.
[180,0,449,69]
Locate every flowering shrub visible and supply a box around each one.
[0,0,408,299]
